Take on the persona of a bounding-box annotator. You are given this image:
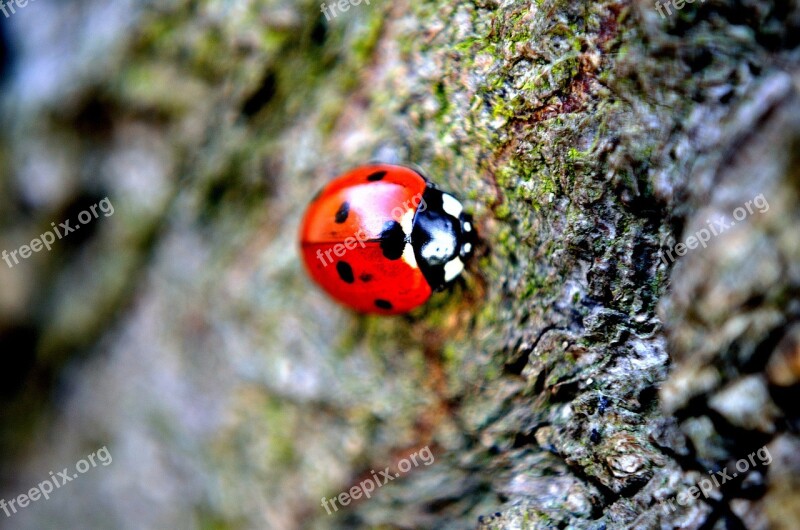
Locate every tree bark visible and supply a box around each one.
[1,0,799,528]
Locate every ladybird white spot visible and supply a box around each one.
[443,257,464,282]
[463,242,472,254]
[441,193,463,218]
[402,242,418,268]
[421,229,456,263]
[463,221,472,232]
[400,208,415,237]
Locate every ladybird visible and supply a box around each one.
[299,164,475,314]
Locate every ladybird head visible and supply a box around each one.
[411,186,475,291]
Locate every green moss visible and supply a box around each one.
[350,6,387,62]
[434,81,451,120]
[492,97,516,120]
[549,55,579,85]
[454,36,481,52]
[494,203,512,220]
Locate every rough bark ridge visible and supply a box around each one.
[0,0,799,529]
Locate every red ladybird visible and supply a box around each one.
[299,164,475,314]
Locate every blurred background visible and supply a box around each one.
[1,0,800,529]
[0,1,485,528]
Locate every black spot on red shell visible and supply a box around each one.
[336,261,354,283]
[366,171,387,181]
[375,299,393,310]
[379,221,405,260]
[359,273,373,282]
[335,201,349,223]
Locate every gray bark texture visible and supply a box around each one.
[0,0,799,529]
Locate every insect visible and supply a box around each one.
[299,164,475,314]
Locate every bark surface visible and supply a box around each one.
[0,0,799,528]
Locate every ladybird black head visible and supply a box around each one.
[411,187,474,291]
